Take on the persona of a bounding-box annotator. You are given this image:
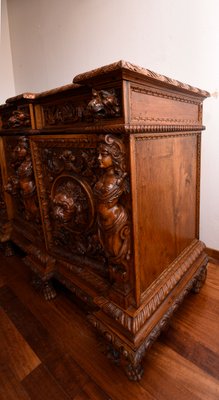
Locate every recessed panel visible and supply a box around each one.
[134,134,197,294]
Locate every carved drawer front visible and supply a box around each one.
[3,136,44,244]
[34,85,123,130]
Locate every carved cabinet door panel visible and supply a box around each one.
[30,133,134,307]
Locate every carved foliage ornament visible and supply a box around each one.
[43,103,84,126]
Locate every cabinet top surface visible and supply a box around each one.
[1,60,210,107]
[73,60,210,98]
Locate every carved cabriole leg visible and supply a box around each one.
[23,249,57,301]
[31,272,57,301]
[42,279,56,301]
[106,344,120,366]
[88,314,145,381]
[125,362,144,382]
[106,341,143,381]
[106,342,144,381]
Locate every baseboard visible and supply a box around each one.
[206,247,219,264]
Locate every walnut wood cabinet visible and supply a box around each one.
[0,61,210,380]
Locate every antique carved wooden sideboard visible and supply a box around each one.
[0,61,210,380]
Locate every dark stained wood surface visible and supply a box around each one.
[0,62,210,378]
[0,249,218,399]
[134,134,198,292]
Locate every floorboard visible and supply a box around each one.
[0,249,218,400]
[0,306,40,381]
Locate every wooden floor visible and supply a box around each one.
[0,249,219,400]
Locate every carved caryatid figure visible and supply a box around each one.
[5,136,39,222]
[94,135,130,282]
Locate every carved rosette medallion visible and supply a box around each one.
[94,135,131,284]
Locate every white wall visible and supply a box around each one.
[5,0,219,250]
[0,0,15,103]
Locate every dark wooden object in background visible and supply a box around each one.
[0,61,210,380]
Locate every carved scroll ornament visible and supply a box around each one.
[94,135,130,283]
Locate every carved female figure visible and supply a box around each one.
[5,136,39,222]
[94,135,130,282]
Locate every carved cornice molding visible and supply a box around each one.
[73,60,210,98]
[132,116,199,124]
[130,85,201,105]
[75,124,205,135]
[134,131,200,141]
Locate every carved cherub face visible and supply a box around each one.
[98,149,113,169]
[52,192,75,223]
[15,145,27,160]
